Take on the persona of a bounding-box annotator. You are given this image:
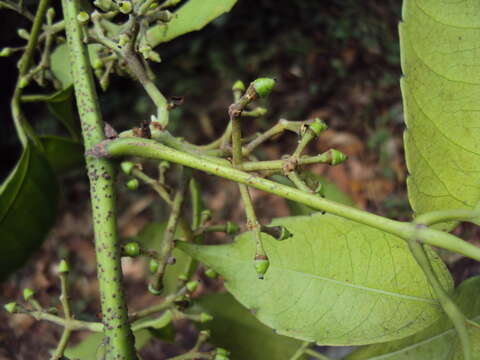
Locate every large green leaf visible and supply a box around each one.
[45,86,81,139]
[40,135,84,174]
[146,0,237,47]
[195,292,306,360]
[178,214,453,346]
[400,0,480,230]
[0,144,58,279]
[346,276,480,360]
[137,222,192,294]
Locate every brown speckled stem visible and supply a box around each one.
[61,0,137,358]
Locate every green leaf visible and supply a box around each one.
[400,0,480,230]
[194,292,306,360]
[346,276,480,360]
[271,174,354,216]
[40,135,84,174]
[65,329,151,359]
[0,144,58,279]
[147,0,238,47]
[137,222,192,294]
[45,86,81,139]
[178,214,453,346]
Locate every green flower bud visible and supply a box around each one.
[119,1,133,14]
[76,11,90,25]
[0,47,12,57]
[330,149,347,165]
[200,209,212,223]
[17,28,30,40]
[126,178,139,190]
[149,259,159,274]
[308,118,328,137]
[100,75,109,91]
[200,312,213,323]
[226,221,239,235]
[4,302,17,314]
[232,80,246,92]
[139,45,152,60]
[120,161,135,175]
[18,77,29,89]
[216,348,230,356]
[186,281,199,292]
[93,0,113,11]
[178,274,188,281]
[58,260,70,273]
[123,242,140,257]
[148,50,162,63]
[261,225,292,241]
[254,257,269,279]
[118,34,129,47]
[23,288,35,301]
[157,10,173,22]
[204,268,218,279]
[46,8,55,21]
[252,77,276,98]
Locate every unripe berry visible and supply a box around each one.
[186,281,198,292]
[204,268,218,279]
[123,242,140,257]
[77,11,90,25]
[119,1,133,14]
[149,259,159,274]
[126,178,139,190]
[308,118,328,137]
[120,161,135,175]
[252,77,276,98]
[254,257,269,279]
[232,80,246,92]
[4,302,17,314]
[330,149,347,165]
[58,260,70,274]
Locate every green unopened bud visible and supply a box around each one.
[18,77,29,89]
[149,259,159,274]
[123,242,140,257]
[186,281,199,292]
[216,348,230,356]
[0,47,12,57]
[200,209,212,223]
[139,45,152,60]
[92,58,103,70]
[200,312,213,323]
[204,268,218,279]
[120,161,135,175]
[308,118,328,137]
[126,178,139,190]
[17,28,30,40]
[46,8,55,21]
[232,80,246,92]
[4,302,17,314]
[118,34,129,47]
[330,149,347,165]
[178,274,188,281]
[23,288,35,301]
[263,225,293,241]
[119,1,133,14]
[252,77,276,98]
[148,50,161,63]
[100,75,109,91]
[226,221,239,235]
[58,260,70,273]
[77,11,90,25]
[254,256,269,279]
[93,0,113,11]
[157,10,173,22]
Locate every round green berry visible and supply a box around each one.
[123,242,140,257]
[126,178,139,190]
[186,281,199,292]
[252,77,276,98]
[204,268,218,279]
[76,11,90,25]
[232,80,246,92]
[149,259,159,274]
[254,257,269,279]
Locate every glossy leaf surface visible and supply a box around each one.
[0,144,58,279]
[346,276,480,360]
[178,214,453,345]
[195,292,306,360]
[147,0,237,47]
[400,0,480,230]
[40,135,84,174]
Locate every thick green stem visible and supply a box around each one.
[92,138,480,261]
[61,1,137,358]
[408,227,471,360]
[414,209,480,227]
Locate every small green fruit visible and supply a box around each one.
[308,118,328,136]
[148,50,161,63]
[23,288,35,301]
[4,302,17,314]
[123,242,140,257]
[93,0,113,11]
[119,1,133,14]
[0,47,12,57]
[17,28,30,40]
[120,161,135,175]
[330,149,347,165]
[200,312,213,323]
[118,34,129,47]
[126,178,139,191]
[232,80,246,92]
[200,209,212,223]
[252,77,276,98]
[58,260,70,274]
[92,58,103,70]
[204,268,218,279]
[254,257,269,279]
[186,281,199,292]
[149,259,159,274]
[76,11,90,25]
